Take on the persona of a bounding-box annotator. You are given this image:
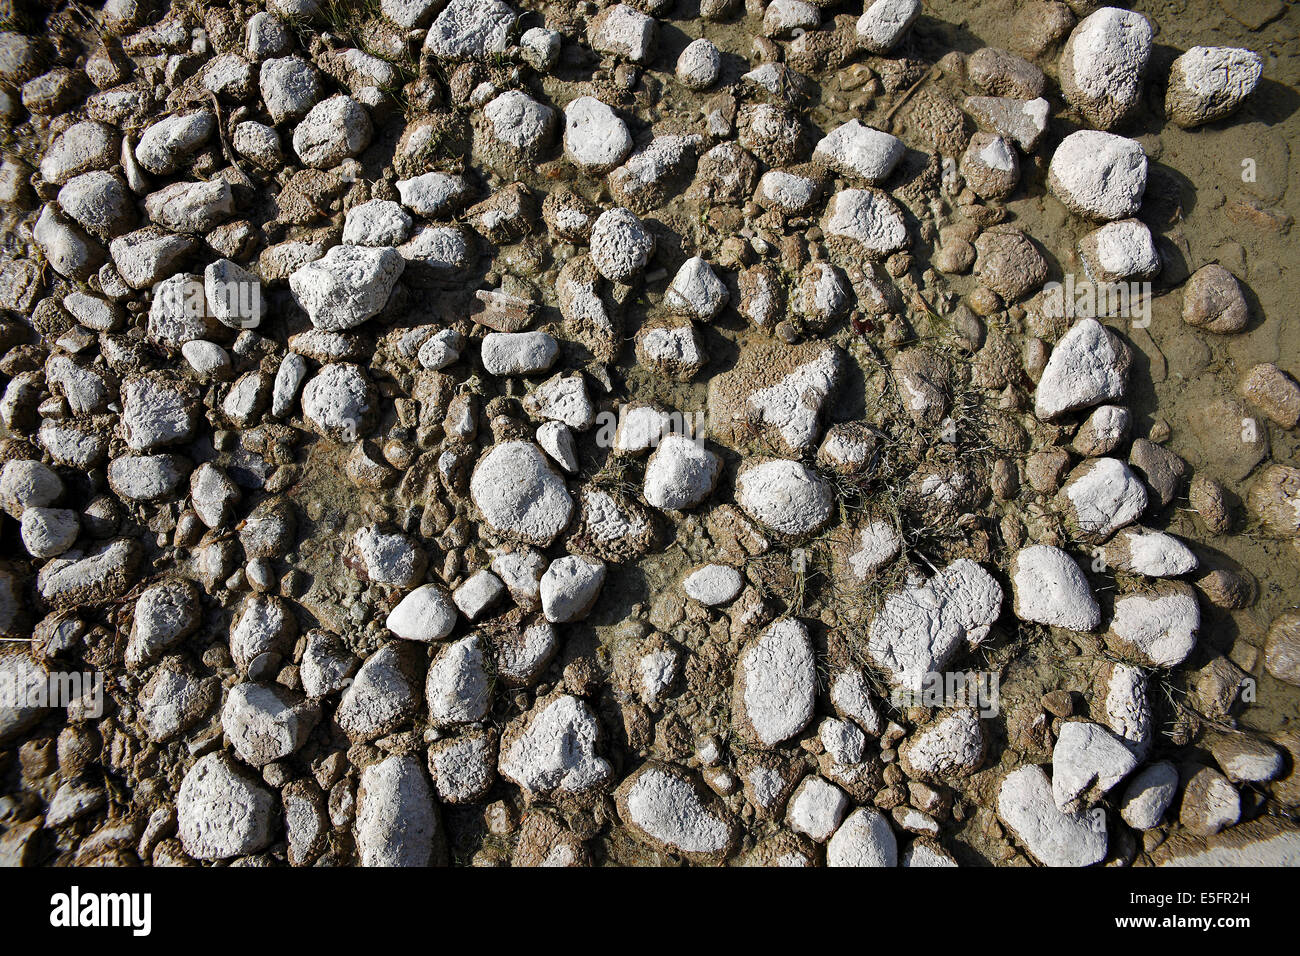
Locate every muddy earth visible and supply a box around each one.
[0,0,1297,868]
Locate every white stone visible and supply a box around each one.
[350,526,424,588]
[135,112,215,175]
[343,199,412,246]
[820,717,867,765]
[617,763,733,857]
[1051,721,1139,810]
[1119,761,1178,830]
[1048,131,1147,221]
[1212,738,1283,783]
[757,170,821,213]
[1103,662,1152,760]
[1,459,62,517]
[1167,46,1263,128]
[386,583,458,642]
[856,0,921,54]
[126,580,199,667]
[589,207,655,283]
[145,179,233,233]
[744,346,842,456]
[453,569,505,620]
[643,435,720,510]
[903,842,959,867]
[900,710,986,778]
[57,171,131,239]
[613,405,676,456]
[222,683,317,766]
[300,363,372,441]
[299,632,357,698]
[177,753,275,860]
[997,764,1107,867]
[1061,457,1149,540]
[845,521,901,579]
[540,555,606,622]
[684,564,743,606]
[632,640,676,707]
[964,95,1051,151]
[827,807,898,866]
[39,121,117,186]
[0,651,50,742]
[1109,585,1200,667]
[336,644,420,740]
[1035,318,1130,420]
[735,459,833,538]
[563,96,632,174]
[62,292,121,332]
[20,507,78,558]
[36,421,106,470]
[1079,219,1160,283]
[418,328,463,371]
[205,259,264,330]
[382,0,441,29]
[636,325,706,377]
[495,620,558,686]
[288,244,404,331]
[222,371,269,427]
[356,754,440,866]
[764,0,819,38]
[1011,544,1100,631]
[676,38,721,90]
[395,172,472,218]
[786,776,849,842]
[733,618,816,747]
[589,3,656,64]
[665,256,727,319]
[822,188,908,256]
[867,560,1003,691]
[814,120,904,182]
[107,454,187,503]
[428,730,495,803]
[1105,526,1197,577]
[422,0,517,60]
[271,352,308,418]
[470,441,574,546]
[113,233,196,291]
[483,89,556,153]
[1060,8,1152,129]
[426,636,491,727]
[519,27,561,71]
[232,121,282,168]
[536,420,579,474]
[228,595,294,674]
[138,664,215,743]
[830,668,883,735]
[490,550,547,608]
[481,331,559,376]
[523,374,595,430]
[398,223,473,273]
[145,276,212,348]
[499,694,612,795]
[609,133,702,211]
[1075,404,1130,457]
[258,57,322,124]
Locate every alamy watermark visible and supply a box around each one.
[1042,274,1152,329]
[50,886,151,936]
[891,670,1001,717]
[155,275,262,328]
[0,669,103,718]
[592,406,707,450]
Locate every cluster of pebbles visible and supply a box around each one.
[0,0,1296,867]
